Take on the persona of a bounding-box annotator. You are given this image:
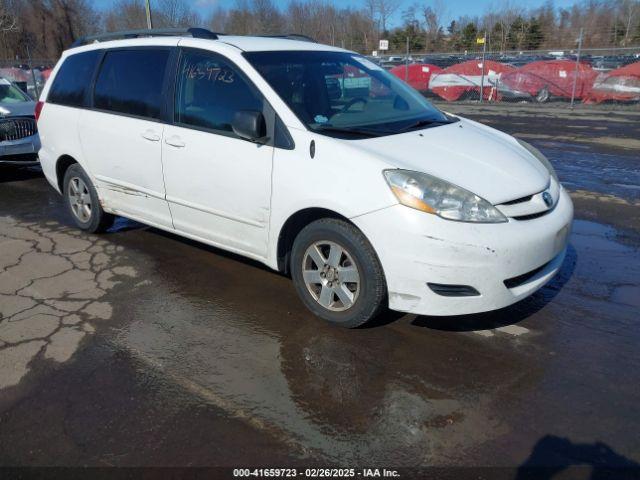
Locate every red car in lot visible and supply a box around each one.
[389,63,442,92]
[499,59,598,102]
[428,60,514,101]
[585,61,640,103]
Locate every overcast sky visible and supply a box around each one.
[92,0,580,28]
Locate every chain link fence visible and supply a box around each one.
[370,46,640,109]
[2,45,639,110]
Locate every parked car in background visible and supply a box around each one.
[0,67,30,96]
[389,63,442,92]
[0,77,40,166]
[585,61,640,104]
[38,29,572,327]
[429,60,515,101]
[499,60,598,102]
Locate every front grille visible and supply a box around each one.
[501,194,533,205]
[0,117,37,142]
[512,211,551,221]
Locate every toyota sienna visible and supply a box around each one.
[37,29,573,327]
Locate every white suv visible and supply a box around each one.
[37,28,573,327]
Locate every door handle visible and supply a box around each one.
[165,136,185,148]
[141,130,161,142]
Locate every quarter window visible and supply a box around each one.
[94,49,170,120]
[175,51,262,133]
[48,50,100,107]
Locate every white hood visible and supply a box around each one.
[356,118,550,205]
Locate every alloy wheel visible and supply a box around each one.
[67,176,92,223]
[302,240,361,312]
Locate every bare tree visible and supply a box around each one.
[423,0,446,51]
[207,6,228,33]
[155,0,200,28]
[104,0,146,31]
[0,0,19,32]
[377,0,401,33]
[619,0,639,45]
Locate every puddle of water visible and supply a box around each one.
[112,216,640,466]
[533,142,640,203]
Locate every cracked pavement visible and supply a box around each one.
[0,216,137,389]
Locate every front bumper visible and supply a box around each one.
[0,134,41,165]
[353,188,573,316]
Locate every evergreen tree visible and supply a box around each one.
[461,22,478,50]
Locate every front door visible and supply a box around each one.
[161,49,274,258]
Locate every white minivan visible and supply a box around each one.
[37,29,573,327]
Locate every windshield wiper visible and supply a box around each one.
[315,125,391,138]
[398,117,459,133]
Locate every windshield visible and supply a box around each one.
[0,78,29,103]
[244,51,454,138]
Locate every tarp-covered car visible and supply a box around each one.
[429,60,515,101]
[585,61,640,104]
[389,63,442,92]
[499,60,598,102]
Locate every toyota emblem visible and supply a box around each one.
[542,191,553,208]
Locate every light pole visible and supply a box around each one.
[145,0,153,29]
[479,31,487,103]
[570,28,584,110]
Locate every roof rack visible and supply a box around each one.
[70,27,219,48]
[258,34,317,43]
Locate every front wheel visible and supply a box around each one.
[290,218,387,328]
[63,164,114,233]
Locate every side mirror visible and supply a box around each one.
[232,110,267,142]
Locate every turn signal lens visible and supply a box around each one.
[390,186,435,213]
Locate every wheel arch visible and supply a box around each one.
[55,154,79,193]
[276,207,354,275]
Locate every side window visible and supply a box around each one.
[94,49,170,120]
[175,51,263,134]
[48,50,100,107]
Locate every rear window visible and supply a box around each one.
[48,50,100,107]
[94,49,170,120]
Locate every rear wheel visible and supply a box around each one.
[535,87,550,103]
[291,218,386,328]
[63,164,114,233]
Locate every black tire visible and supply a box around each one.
[535,87,550,103]
[290,218,387,328]
[63,163,114,233]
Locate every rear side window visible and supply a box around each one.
[94,49,170,120]
[48,50,100,107]
[175,50,263,133]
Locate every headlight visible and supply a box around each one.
[383,170,507,223]
[517,139,558,181]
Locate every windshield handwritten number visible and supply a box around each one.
[218,69,234,83]
[183,62,234,84]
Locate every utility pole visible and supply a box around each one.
[405,36,409,81]
[145,0,153,29]
[570,28,583,110]
[479,31,487,103]
[26,44,39,99]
